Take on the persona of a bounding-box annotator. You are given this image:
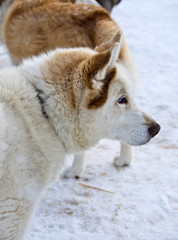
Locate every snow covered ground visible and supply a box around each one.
[0,0,178,239]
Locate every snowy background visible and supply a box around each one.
[0,0,178,239]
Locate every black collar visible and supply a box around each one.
[36,89,49,119]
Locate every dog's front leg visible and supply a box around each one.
[114,142,133,167]
[63,152,85,179]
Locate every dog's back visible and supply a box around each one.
[3,1,125,60]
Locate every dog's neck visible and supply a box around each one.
[20,54,99,153]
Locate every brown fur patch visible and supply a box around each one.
[87,67,116,109]
[84,50,111,89]
[41,50,91,110]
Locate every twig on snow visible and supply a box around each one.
[79,182,115,194]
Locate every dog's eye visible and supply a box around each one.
[117,96,128,104]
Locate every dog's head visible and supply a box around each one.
[23,32,160,151]
[75,32,160,146]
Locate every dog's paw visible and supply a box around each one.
[113,156,131,167]
[62,167,81,179]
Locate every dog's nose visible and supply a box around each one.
[148,123,161,137]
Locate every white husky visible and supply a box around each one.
[0,33,160,240]
[0,0,146,177]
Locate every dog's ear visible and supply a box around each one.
[90,35,121,89]
[95,31,123,55]
[83,33,121,90]
[92,42,120,86]
[83,39,120,109]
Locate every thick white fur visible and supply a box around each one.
[0,67,65,239]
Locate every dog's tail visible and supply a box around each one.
[0,0,13,43]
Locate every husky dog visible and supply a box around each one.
[0,33,160,239]
[0,0,159,178]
